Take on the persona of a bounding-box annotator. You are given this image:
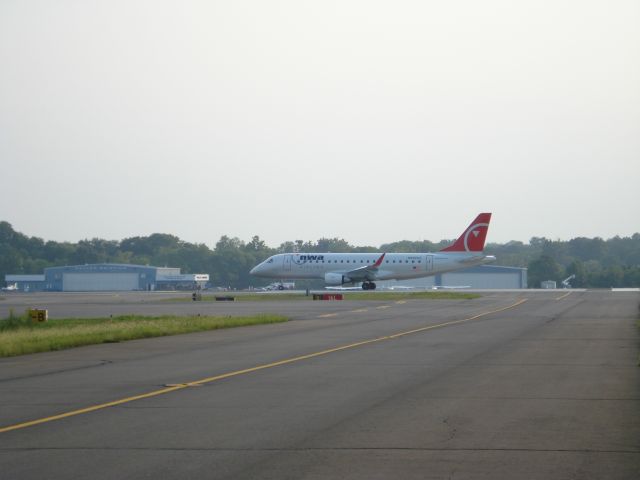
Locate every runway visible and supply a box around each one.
[0,290,638,479]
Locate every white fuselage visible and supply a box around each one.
[250,252,495,284]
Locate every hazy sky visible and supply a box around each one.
[1,0,638,248]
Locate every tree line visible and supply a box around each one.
[1,221,639,289]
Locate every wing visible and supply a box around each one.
[344,253,386,282]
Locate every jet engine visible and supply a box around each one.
[324,272,350,285]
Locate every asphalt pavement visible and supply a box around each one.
[0,290,638,479]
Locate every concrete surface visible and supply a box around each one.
[0,290,638,479]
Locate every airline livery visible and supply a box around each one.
[250,213,496,290]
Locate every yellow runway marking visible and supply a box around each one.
[0,298,527,434]
[385,299,527,340]
[376,305,391,310]
[0,386,187,434]
[350,309,368,313]
[555,291,572,300]
[317,313,338,318]
[395,300,407,304]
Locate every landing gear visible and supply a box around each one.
[362,282,377,291]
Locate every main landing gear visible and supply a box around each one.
[362,282,377,290]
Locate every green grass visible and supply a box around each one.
[0,313,288,358]
[168,291,480,302]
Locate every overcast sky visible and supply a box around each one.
[1,0,638,248]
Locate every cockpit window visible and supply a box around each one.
[267,258,274,263]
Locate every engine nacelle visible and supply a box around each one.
[324,272,350,285]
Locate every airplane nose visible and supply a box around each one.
[250,264,262,276]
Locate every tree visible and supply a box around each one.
[121,234,182,256]
[528,255,564,288]
[2,219,640,289]
[245,235,267,252]
[277,241,296,253]
[215,235,244,251]
[565,260,586,287]
[0,245,24,277]
[315,238,353,252]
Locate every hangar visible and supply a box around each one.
[5,264,209,292]
[378,265,527,289]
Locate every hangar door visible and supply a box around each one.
[441,272,520,289]
[62,273,139,291]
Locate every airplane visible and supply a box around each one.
[250,213,496,290]
[1,283,18,292]
[261,282,295,291]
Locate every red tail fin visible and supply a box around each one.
[440,213,492,252]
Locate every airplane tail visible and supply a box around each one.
[439,213,492,252]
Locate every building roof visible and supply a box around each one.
[44,263,158,272]
[5,274,45,282]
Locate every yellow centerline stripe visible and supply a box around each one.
[0,385,186,434]
[555,291,572,300]
[387,299,527,339]
[0,298,527,434]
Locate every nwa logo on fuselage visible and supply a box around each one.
[293,254,325,264]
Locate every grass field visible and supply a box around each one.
[168,291,481,302]
[0,313,288,358]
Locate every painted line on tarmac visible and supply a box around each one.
[376,305,391,310]
[0,386,188,434]
[555,292,572,300]
[317,313,338,318]
[0,298,527,434]
[385,299,527,340]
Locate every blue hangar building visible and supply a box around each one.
[5,264,209,292]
